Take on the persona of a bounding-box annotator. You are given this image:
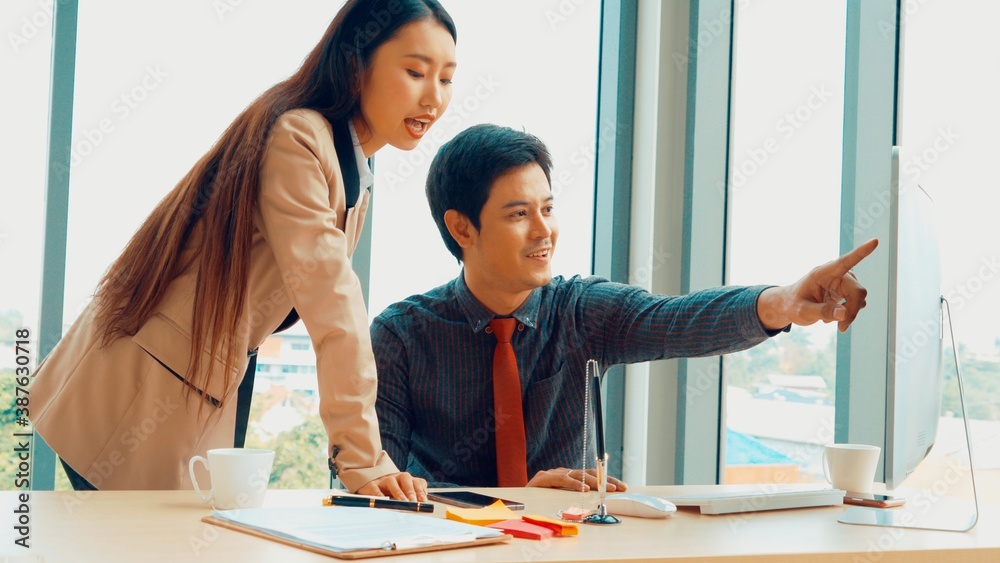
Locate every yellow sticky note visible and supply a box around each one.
[522,514,580,536]
[445,500,520,526]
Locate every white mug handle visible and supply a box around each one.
[822,450,832,485]
[189,456,213,503]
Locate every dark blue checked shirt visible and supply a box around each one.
[372,273,780,487]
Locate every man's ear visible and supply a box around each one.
[444,209,476,249]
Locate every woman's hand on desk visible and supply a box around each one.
[356,472,428,501]
[527,467,628,492]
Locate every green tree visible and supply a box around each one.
[0,369,73,491]
[726,330,839,404]
[942,346,1000,420]
[0,309,24,343]
[246,387,329,489]
[262,414,328,489]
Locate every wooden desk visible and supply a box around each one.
[2,485,997,562]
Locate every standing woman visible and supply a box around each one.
[28,0,455,500]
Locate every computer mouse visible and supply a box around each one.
[604,492,677,519]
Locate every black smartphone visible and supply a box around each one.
[427,490,525,510]
[843,491,906,508]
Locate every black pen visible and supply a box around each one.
[323,495,434,513]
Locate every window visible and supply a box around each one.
[723,0,846,485]
[58,1,348,489]
[896,0,1000,504]
[24,1,603,491]
[722,1,998,505]
[0,0,54,492]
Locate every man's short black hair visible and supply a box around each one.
[426,124,553,262]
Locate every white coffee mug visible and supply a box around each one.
[822,443,881,493]
[188,448,274,510]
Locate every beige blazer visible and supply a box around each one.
[28,109,398,491]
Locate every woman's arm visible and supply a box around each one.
[256,110,399,492]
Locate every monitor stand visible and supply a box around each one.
[838,297,980,532]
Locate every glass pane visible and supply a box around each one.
[367,0,599,317]
[0,0,53,491]
[898,0,1000,505]
[64,1,348,489]
[723,0,846,485]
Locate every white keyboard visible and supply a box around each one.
[666,488,846,515]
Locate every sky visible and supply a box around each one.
[1,0,997,354]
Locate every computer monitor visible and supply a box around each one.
[883,146,943,489]
[839,149,977,532]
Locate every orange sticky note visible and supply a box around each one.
[522,514,579,536]
[445,500,520,526]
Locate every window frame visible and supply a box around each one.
[834,0,901,481]
[32,0,80,491]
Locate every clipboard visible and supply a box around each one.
[201,512,512,559]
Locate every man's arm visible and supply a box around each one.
[526,249,879,493]
[575,239,879,367]
[576,281,774,367]
[370,319,416,481]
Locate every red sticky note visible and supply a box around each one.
[487,519,555,540]
[558,507,591,521]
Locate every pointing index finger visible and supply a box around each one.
[828,238,879,277]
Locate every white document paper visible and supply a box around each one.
[211,506,503,552]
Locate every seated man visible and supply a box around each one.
[372,124,876,491]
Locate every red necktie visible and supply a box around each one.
[489,318,528,487]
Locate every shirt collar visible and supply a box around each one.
[454,271,542,333]
[347,120,374,195]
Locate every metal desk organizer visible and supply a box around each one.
[582,359,620,525]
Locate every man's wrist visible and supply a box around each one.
[757,286,792,331]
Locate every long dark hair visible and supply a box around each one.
[94,0,456,404]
